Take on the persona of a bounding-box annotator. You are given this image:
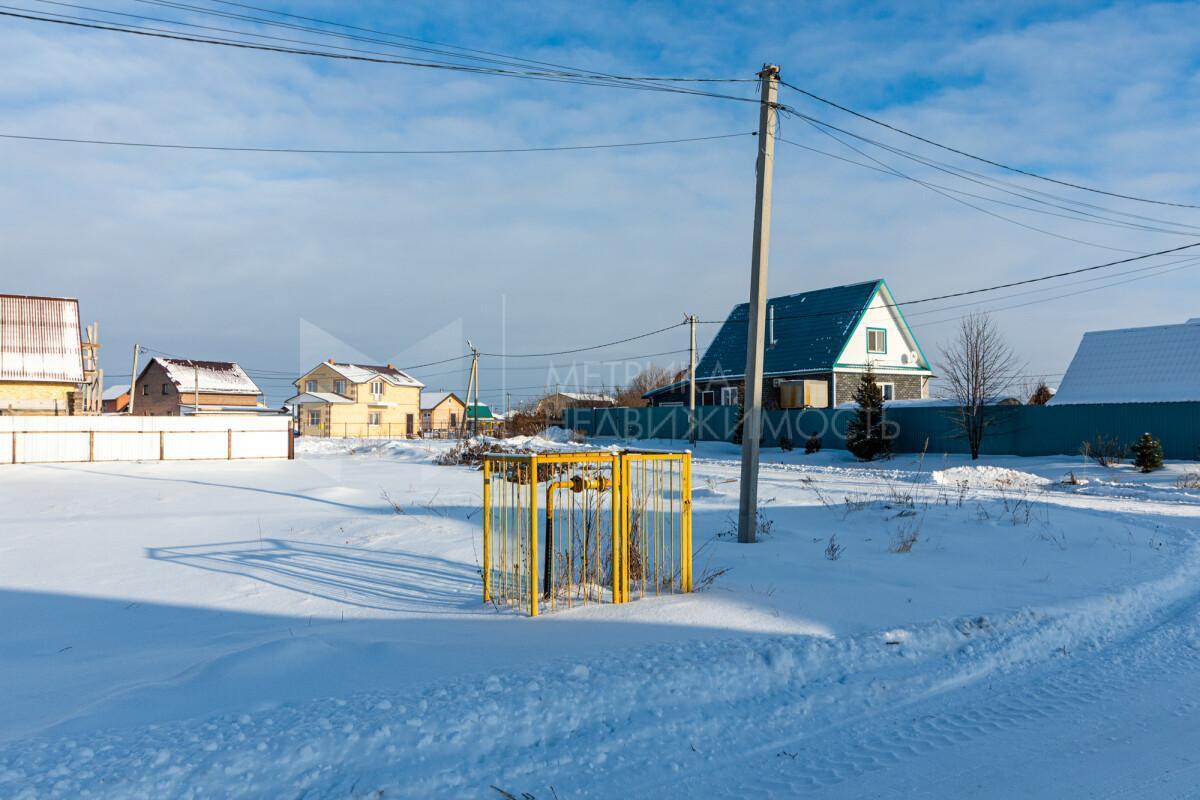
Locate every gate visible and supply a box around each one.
[481,449,692,616]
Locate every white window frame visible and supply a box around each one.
[866,327,888,354]
[720,386,739,406]
[305,379,317,392]
[879,382,895,402]
[369,411,382,425]
[334,379,347,395]
[307,410,321,426]
[701,389,715,406]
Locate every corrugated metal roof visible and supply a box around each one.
[1049,320,1200,405]
[646,280,880,397]
[0,294,85,383]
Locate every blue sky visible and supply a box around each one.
[2,0,1199,406]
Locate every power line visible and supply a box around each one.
[777,134,1199,238]
[479,322,686,358]
[0,9,764,103]
[779,79,1200,210]
[782,122,1141,254]
[0,130,753,155]
[697,240,1200,325]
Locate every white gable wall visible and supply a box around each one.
[836,285,930,373]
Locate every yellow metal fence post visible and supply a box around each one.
[482,457,491,604]
[529,456,540,618]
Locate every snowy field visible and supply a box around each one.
[2,435,1200,798]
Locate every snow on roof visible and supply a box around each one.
[0,294,85,383]
[102,384,130,400]
[286,392,354,405]
[1049,320,1200,405]
[151,358,261,395]
[420,390,461,410]
[324,362,424,388]
[557,392,615,403]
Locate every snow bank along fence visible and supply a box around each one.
[0,416,293,464]
[565,402,1200,460]
[482,449,693,617]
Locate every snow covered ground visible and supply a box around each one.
[2,436,1199,797]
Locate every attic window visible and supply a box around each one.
[305,380,316,392]
[866,327,887,354]
[161,383,169,395]
[334,380,347,395]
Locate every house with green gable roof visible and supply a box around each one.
[644,279,933,409]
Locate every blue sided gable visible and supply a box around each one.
[697,279,881,379]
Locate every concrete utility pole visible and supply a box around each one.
[737,64,780,544]
[687,313,698,447]
[128,343,140,415]
[194,364,200,414]
[463,341,480,438]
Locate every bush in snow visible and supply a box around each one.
[824,534,845,560]
[845,365,890,461]
[1131,432,1164,473]
[1081,434,1127,468]
[805,433,823,454]
[778,433,794,452]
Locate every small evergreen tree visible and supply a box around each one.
[845,365,890,461]
[805,433,822,454]
[1131,432,1164,473]
[778,433,794,452]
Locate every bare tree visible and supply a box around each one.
[939,312,1022,460]
[615,365,679,408]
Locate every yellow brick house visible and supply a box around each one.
[289,360,424,438]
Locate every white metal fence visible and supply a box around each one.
[0,416,293,465]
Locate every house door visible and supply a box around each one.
[406,413,414,437]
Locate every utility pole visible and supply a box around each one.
[737,64,780,544]
[463,341,480,438]
[128,343,140,415]
[687,313,697,447]
[194,363,200,414]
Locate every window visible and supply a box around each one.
[720,386,740,406]
[371,380,383,395]
[369,411,381,425]
[701,390,715,405]
[308,410,321,426]
[334,380,346,395]
[879,383,895,402]
[305,379,316,392]
[866,327,887,354]
[161,383,169,395]
[141,384,149,396]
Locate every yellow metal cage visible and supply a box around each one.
[482,449,692,616]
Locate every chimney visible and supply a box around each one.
[386,362,394,369]
[327,357,334,364]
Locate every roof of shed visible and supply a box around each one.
[0,294,85,383]
[1048,319,1200,405]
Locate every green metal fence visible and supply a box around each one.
[564,403,1200,460]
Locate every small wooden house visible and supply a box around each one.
[290,360,424,438]
[420,391,465,435]
[0,294,86,415]
[133,357,265,415]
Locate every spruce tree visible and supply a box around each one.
[1131,432,1164,473]
[845,365,890,461]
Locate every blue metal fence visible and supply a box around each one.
[564,403,1200,460]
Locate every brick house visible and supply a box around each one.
[645,279,933,409]
[289,360,423,438]
[0,294,86,415]
[133,357,264,415]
